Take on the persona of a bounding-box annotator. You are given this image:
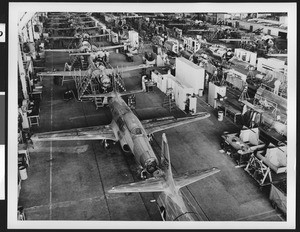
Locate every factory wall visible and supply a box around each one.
[234,48,257,66]
[183,37,200,53]
[257,57,287,74]
[229,20,287,37]
[164,40,178,53]
[128,30,139,48]
[175,57,205,95]
[152,72,194,111]
[208,82,226,108]
[166,74,194,111]
[152,71,167,93]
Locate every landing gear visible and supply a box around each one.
[137,166,149,180]
[148,134,154,143]
[102,140,110,149]
[140,169,148,179]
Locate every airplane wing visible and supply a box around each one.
[108,177,166,193]
[49,36,78,40]
[119,89,146,96]
[118,64,153,72]
[89,34,110,38]
[141,112,210,135]
[31,125,117,141]
[219,39,251,42]
[37,70,86,77]
[49,34,109,40]
[43,48,79,53]
[174,168,220,189]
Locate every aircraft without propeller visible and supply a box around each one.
[32,72,211,178]
[109,133,220,220]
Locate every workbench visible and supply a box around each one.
[217,100,242,123]
[27,100,40,127]
[18,143,30,167]
[31,85,43,100]
[145,80,157,92]
[125,53,134,62]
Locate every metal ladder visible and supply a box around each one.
[162,88,176,112]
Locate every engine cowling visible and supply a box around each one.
[120,139,131,153]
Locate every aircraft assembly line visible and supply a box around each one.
[19,75,283,221]
[14,9,291,227]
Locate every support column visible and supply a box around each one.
[31,19,37,40]
[18,44,29,100]
[27,22,34,42]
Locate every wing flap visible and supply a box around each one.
[31,125,116,141]
[142,112,210,135]
[108,177,166,193]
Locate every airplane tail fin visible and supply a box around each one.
[160,133,174,183]
[108,133,171,194]
[160,133,220,191]
[108,133,220,194]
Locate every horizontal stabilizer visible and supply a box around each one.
[80,92,117,99]
[174,168,220,189]
[108,177,166,193]
[142,112,210,135]
[31,125,116,141]
[118,89,145,97]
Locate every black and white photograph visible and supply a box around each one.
[7,2,296,230]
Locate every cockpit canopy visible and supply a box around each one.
[131,127,143,135]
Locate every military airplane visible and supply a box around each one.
[108,133,220,220]
[47,33,110,41]
[32,74,211,178]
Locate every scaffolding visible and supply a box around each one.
[162,88,176,112]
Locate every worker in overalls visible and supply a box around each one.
[185,94,191,114]
[274,79,281,95]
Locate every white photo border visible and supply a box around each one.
[8,2,297,229]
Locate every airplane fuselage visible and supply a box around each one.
[109,95,159,174]
[157,190,202,221]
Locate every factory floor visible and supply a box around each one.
[18,50,285,222]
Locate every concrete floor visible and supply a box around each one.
[18,48,285,222]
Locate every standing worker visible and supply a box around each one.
[105,50,110,63]
[184,94,190,114]
[103,50,107,62]
[274,79,281,95]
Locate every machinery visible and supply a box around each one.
[220,127,265,167]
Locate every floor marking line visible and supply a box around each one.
[24,196,105,212]
[82,102,113,220]
[69,114,104,120]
